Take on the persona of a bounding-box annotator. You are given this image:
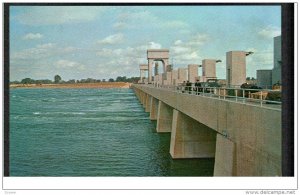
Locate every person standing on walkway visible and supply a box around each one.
[182,81,186,93]
[194,79,202,95]
[186,81,192,94]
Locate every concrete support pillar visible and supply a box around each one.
[162,59,169,73]
[134,89,141,102]
[150,96,159,120]
[140,70,143,82]
[156,101,173,133]
[138,91,142,102]
[148,59,154,83]
[139,64,148,83]
[154,62,159,76]
[145,94,151,112]
[214,134,236,176]
[142,92,147,108]
[170,110,217,158]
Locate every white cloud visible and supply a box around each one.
[187,34,209,46]
[94,36,208,77]
[94,41,163,77]
[243,47,274,78]
[115,10,189,31]
[96,41,162,58]
[147,42,162,49]
[118,10,155,23]
[113,22,127,30]
[97,33,124,45]
[15,7,105,25]
[163,20,188,29]
[11,43,56,60]
[170,33,209,65]
[62,46,77,52]
[55,59,85,70]
[11,43,76,60]
[96,48,126,57]
[96,48,113,57]
[258,25,281,39]
[248,51,273,66]
[22,33,43,40]
[36,43,55,49]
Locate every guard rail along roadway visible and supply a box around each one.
[132,84,282,176]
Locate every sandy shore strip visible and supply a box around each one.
[10,82,132,89]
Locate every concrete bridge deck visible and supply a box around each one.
[132,84,282,176]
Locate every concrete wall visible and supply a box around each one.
[272,66,281,85]
[257,69,272,89]
[178,68,188,84]
[202,59,217,79]
[274,36,281,69]
[139,64,148,70]
[188,64,199,83]
[226,51,246,87]
[214,134,236,176]
[133,85,281,176]
[147,49,169,59]
[272,36,281,85]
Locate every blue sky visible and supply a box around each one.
[9,5,281,81]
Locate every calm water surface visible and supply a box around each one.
[10,88,214,176]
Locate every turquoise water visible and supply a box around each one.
[9,88,214,176]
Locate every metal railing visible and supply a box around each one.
[140,83,281,110]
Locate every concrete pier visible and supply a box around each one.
[170,110,217,158]
[145,94,151,112]
[132,84,282,176]
[214,134,236,176]
[156,101,173,133]
[142,92,147,108]
[150,96,159,120]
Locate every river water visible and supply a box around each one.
[9,88,214,176]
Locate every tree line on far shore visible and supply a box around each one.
[10,75,140,85]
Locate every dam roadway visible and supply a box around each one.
[132,84,281,176]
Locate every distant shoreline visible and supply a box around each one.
[10,82,132,89]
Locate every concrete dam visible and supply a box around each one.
[132,84,281,176]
